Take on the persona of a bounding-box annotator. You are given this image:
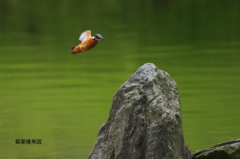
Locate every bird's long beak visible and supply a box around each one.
[97,35,105,40]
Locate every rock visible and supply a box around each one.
[88,63,191,159]
[192,139,240,159]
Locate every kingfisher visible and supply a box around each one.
[71,30,105,54]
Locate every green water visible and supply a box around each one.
[1,1,240,158]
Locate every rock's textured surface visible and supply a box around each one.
[89,63,191,159]
[192,139,240,159]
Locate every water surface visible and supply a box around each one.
[1,1,240,158]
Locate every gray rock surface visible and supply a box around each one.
[192,139,240,159]
[89,63,191,159]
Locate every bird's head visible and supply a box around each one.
[92,34,105,40]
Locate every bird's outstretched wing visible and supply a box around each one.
[79,30,91,42]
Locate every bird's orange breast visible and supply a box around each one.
[71,39,98,53]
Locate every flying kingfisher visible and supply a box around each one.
[71,30,105,54]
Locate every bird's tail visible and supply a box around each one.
[70,46,75,50]
[70,46,77,55]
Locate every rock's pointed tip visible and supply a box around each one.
[140,63,157,69]
[136,63,157,72]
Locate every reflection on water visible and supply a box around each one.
[1,1,240,158]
